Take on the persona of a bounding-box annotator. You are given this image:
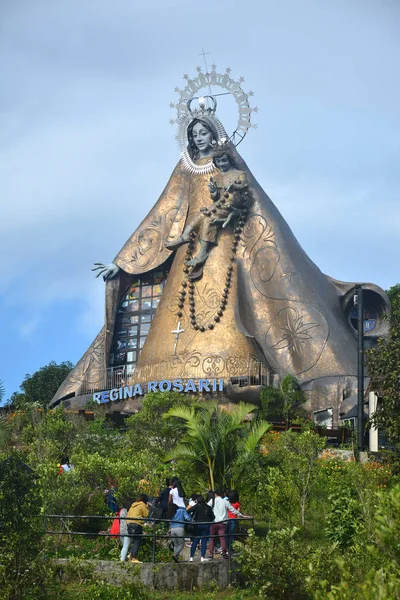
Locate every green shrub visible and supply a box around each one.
[237,527,311,599]
[71,581,149,600]
[325,491,361,549]
[313,483,400,598]
[0,455,48,599]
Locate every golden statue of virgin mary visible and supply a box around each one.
[52,73,390,422]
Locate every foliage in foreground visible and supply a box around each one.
[0,385,399,599]
[368,283,400,443]
[0,456,48,599]
[58,576,255,600]
[237,483,400,599]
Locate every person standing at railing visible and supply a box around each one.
[205,490,215,509]
[126,493,150,564]
[119,500,130,562]
[207,489,249,559]
[188,495,215,562]
[168,477,186,508]
[156,477,172,520]
[169,503,192,563]
[227,490,241,554]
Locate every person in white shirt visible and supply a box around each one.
[168,477,186,509]
[207,489,249,558]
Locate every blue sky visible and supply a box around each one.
[0,0,399,401]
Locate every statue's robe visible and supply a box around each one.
[53,151,389,418]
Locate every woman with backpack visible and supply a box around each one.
[156,477,171,520]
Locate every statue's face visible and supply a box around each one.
[191,122,214,156]
[215,153,231,173]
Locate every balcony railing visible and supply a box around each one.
[80,360,271,395]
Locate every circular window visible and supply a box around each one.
[349,307,377,333]
[344,286,390,339]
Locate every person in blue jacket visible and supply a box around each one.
[169,503,191,563]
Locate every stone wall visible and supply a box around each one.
[55,558,232,590]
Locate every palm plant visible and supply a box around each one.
[163,401,271,489]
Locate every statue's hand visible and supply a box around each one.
[210,217,225,225]
[222,207,240,228]
[222,212,235,228]
[92,262,120,281]
[208,177,218,194]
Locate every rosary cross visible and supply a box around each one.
[171,321,185,355]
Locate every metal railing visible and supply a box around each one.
[80,361,270,395]
[39,513,254,584]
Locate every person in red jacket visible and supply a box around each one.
[227,490,241,554]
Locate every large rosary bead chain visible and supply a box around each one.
[175,211,248,331]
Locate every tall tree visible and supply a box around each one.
[267,429,326,526]
[9,361,74,409]
[163,401,271,489]
[367,284,400,443]
[125,391,196,455]
[260,374,307,429]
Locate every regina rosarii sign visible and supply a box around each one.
[93,378,224,404]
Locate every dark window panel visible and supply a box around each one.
[153,272,164,283]
[129,300,140,311]
[140,323,150,336]
[118,301,129,313]
[141,285,152,298]
[127,351,137,363]
[140,274,153,286]
[127,364,136,376]
[141,298,152,310]
[122,315,139,325]
[115,352,126,364]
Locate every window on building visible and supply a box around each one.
[349,307,377,333]
[109,264,170,374]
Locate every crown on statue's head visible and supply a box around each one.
[187,95,217,117]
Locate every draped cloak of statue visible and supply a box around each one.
[52,148,390,420]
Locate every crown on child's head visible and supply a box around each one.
[212,137,234,160]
